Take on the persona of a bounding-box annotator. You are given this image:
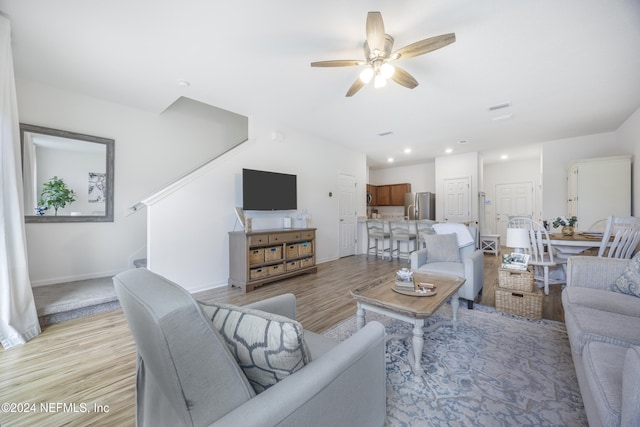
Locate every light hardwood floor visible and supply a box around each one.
[0,252,565,426]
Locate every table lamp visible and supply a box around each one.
[506,228,530,253]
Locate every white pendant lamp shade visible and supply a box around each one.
[506,228,530,252]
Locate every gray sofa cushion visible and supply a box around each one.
[622,346,640,427]
[563,286,640,318]
[424,233,460,263]
[612,253,640,298]
[200,302,312,394]
[417,261,464,277]
[583,341,626,427]
[564,300,640,355]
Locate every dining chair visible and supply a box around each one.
[389,220,417,262]
[588,218,608,232]
[597,216,640,259]
[414,219,437,249]
[366,219,391,259]
[576,218,609,255]
[507,215,532,228]
[506,217,566,295]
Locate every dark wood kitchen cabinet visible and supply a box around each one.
[367,183,410,206]
[390,183,411,206]
[376,185,391,206]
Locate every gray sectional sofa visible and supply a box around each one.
[563,256,640,427]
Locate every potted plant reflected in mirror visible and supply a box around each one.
[552,215,578,236]
[37,176,77,216]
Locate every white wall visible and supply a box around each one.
[541,131,628,223]
[369,162,436,191]
[17,79,248,285]
[369,154,482,224]
[145,116,368,292]
[368,162,436,217]
[616,106,640,215]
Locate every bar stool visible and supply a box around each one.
[389,220,417,262]
[366,219,391,259]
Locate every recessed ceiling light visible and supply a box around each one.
[404,148,411,154]
[387,157,394,162]
[177,80,191,88]
[501,154,509,160]
[445,148,453,154]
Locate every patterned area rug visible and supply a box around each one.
[322,303,587,427]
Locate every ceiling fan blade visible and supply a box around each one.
[393,33,456,59]
[346,79,365,97]
[391,67,419,89]
[311,60,362,67]
[366,11,385,54]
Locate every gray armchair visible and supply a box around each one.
[114,268,386,427]
[410,225,484,309]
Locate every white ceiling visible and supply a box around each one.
[2,0,639,168]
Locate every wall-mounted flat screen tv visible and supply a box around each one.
[242,168,297,211]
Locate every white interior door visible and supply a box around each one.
[495,182,534,241]
[443,177,471,222]
[338,174,356,257]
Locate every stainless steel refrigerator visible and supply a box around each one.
[404,192,435,220]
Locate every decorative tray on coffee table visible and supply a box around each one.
[392,281,437,297]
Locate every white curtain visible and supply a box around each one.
[0,14,40,349]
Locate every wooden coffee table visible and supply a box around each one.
[350,271,466,373]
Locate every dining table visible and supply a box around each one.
[548,232,606,259]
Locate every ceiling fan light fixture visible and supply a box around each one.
[380,63,395,79]
[311,11,455,97]
[374,74,387,88]
[359,67,374,84]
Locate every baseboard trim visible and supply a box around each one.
[188,280,228,294]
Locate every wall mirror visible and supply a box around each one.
[20,123,114,223]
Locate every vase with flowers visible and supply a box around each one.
[552,215,578,236]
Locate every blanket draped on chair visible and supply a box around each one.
[433,223,474,247]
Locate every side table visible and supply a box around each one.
[480,234,500,256]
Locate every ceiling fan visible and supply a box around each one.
[311,11,455,97]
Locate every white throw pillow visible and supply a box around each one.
[612,252,640,298]
[199,302,311,393]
